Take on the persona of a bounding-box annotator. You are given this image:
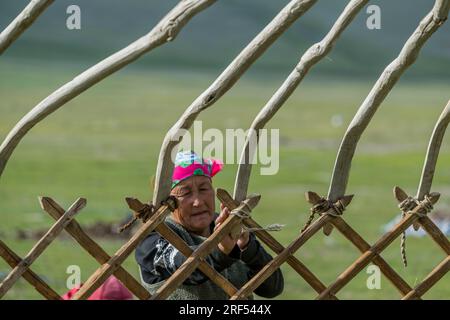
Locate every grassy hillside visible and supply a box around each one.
[1,0,449,78]
[0,58,449,299]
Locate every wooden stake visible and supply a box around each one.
[230,214,333,300]
[0,239,61,300]
[71,198,175,300]
[217,188,338,299]
[0,198,86,298]
[402,256,450,300]
[40,196,151,299]
[316,192,440,299]
[331,217,414,297]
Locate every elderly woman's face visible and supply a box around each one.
[170,175,215,236]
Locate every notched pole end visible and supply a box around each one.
[161,195,178,212]
[322,224,334,236]
[120,196,161,233]
[125,197,146,212]
[341,194,354,207]
[394,186,409,202]
[244,193,261,210]
[40,196,86,213]
[38,196,53,211]
[73,198,87,211]
[303,191,353,236]
[216,188,235,206]
[305,191,322,205]
[216,188,260,212]
[427,191,440,205]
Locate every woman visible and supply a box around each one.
[135,151,284,299]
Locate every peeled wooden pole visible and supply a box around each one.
[230,0,386,299]
[0,0,216,180]
[402,100,450,231]
[145,0,318,300]
[395,100,450,264]
[152,0,318,208]
[0,0,54,54]
[325,0,450,235]
[417,101,450,200]
[234,0,369,202]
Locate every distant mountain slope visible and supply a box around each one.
[1,0,449,78]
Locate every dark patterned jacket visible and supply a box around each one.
[135,215,284,299]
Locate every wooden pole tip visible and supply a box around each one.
[305,191,322,205]
[341,194,354,207]
[38,196,52,211]
[427,192,440,204]
[125,197,145,211]
[394,186,408,202]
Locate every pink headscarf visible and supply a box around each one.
[172,151,223,189]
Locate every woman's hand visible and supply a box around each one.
[215,204,235,254]
[216,203,250,254]
[237,229,250,250]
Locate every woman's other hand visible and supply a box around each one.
[216,203,250,254]
[237,229,249,250]
[216,204,235,255]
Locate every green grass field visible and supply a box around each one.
[0,59,449,299]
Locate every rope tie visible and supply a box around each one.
[326,199,346,217]
[416,195,434,215]
[397,195,434,267]
[398,196,420,213]
[301,198,328,233]
[243,224,286,233]
[230,201,252,219]
[229,201,285,233]
[301,197,347,233]
[118,196,177,233]
[400,210,408,267]
[398,196,418,268]
[119,202,154,233]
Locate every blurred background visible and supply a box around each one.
[0,0,449,299]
